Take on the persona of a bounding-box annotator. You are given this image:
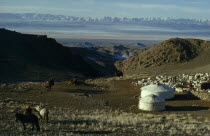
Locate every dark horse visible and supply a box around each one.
[15,113,40,131]
[115,71,123,78]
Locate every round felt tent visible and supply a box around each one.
[141,83,174,99]
[139,94,165,111]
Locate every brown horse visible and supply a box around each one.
[15,113,40,131]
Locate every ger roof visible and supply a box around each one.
[141,83,174,92]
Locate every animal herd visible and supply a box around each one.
[15,104,49,131]
[133,73,210,93]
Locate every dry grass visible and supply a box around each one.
[0,98,210,136]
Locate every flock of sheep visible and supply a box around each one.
[133,73,210,93]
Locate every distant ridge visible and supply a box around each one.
[1,13,210,41]
[130,43,146,47]
[78,42,96,47]
[1,13,210,27]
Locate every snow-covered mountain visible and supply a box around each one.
[1,13,210,41]
[1,13,210,27]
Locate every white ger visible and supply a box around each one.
[139,94,165,111]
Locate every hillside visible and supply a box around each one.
[115,38,210,74]
[0,28,98,82]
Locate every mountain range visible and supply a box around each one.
[1,13,210,29]
[1,13,210,41]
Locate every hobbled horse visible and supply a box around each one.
[15,113,40,131]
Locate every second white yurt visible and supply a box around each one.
[141,83,174,99]
[139,94,165,111]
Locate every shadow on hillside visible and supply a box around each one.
[165,105,209,111]
[70,47,119,76]
[68,80,98,87]
[63,89,106,94]
[168,93,200,101]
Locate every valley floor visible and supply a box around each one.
[1,76,210,135]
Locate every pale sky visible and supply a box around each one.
[0,0,210,19]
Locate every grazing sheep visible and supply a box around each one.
[133,73,210,94]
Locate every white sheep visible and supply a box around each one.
[175,88,183,93]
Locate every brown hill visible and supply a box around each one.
[0,28,98,82]
[115,38,210,74]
